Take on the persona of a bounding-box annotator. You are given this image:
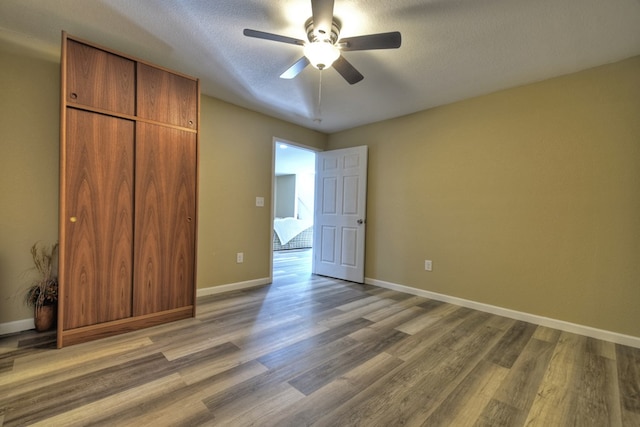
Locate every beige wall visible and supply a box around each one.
[274,175,297,218]
[0,42,327,326]
[328,56,640,337]
[2,36,639,340]
[197,97,326,288]
[0,48,60,324]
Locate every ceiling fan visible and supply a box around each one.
[243,0,402,85]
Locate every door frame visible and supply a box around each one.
[269,137,321,283]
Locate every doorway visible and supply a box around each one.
[271,139,317,279]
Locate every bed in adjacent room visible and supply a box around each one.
[273,217,313,250]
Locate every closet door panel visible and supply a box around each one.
[63,109,134,329]
[133,123,196,315]
[137,63,198,129]
[66,40,135,115]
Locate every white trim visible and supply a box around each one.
[0,318,34,335]
[197,277,271,297]
[366,277,640,349]
[6,277,638,348]
[2,280,271,336]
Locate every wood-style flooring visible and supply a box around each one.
[1,248,639,426]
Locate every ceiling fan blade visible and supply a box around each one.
[311,0,335,39]
[340,31,402,51]
[332,55,364,85]
[243,29,305,46]
[280,57,310,79]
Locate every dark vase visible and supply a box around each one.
[34,305,56,332]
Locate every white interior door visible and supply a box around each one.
[313,146,367,283]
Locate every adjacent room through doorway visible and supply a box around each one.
[272,140,316,276]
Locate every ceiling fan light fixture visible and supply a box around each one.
[243,1,401,84]
[303,41,340,70]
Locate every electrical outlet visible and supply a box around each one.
[425,260,432,271]
[237,252,244,263]
[256,197,264,207]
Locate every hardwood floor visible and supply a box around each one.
[1,248,639,426]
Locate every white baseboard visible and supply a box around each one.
[0,318,34,336]
[366,277,640,349]
[1,279,272,336]
[5,276,638,349]
[197,277,271,297]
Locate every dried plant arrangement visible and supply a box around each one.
[25,242,59,309]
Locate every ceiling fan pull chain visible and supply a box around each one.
[318,69,323,118]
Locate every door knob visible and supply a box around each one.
[357,219,364,225]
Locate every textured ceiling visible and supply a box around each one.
[1,0,640,133]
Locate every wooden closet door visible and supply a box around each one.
[63,109,134,329]
[66,40,135,115]
[136,63,198,129]
[133,122,196,315]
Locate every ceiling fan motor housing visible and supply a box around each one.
[303,18,342,70]
[305,18,340,44]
